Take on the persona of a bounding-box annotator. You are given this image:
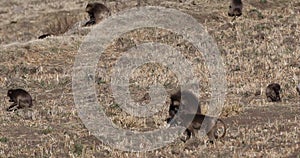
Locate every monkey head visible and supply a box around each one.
[86,3,94,14]
[228,0,243,17]
[266,83,281,102]
[166,90,201,125]
[7,89,14,102]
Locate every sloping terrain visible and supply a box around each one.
[0,0,299,157]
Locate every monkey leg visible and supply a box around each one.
[181,129,192,142]
[165,117,172,124]
[267,97,273,102]
[84,20,96,27]
[207,129,216,144]
[7,103,18,111]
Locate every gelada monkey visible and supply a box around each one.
[177,113,227,143]
[166,90,201,123]
[84,2,111,27]
[228,0,243,17]
[296,84,300,95]
[266,83,281,102]
[166,90,226,143]
[7,89,33,111]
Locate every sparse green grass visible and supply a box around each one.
[74,143,83,156]
[249,9,264,19]
[41,127,53,135]
[0,137,8,143]
[260,0,267,3]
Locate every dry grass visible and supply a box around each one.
[43,11,82,36]
[0,0,299,157]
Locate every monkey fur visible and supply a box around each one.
[7,89,33,111]
[228,0,243,17]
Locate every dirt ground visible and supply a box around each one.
[0,0,299,157]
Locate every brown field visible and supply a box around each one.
[0,0,299,157]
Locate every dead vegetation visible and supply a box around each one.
[43,11,81,36]
[0,0,299,157]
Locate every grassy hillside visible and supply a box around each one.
[0,0,299,157]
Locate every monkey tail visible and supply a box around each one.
[215,119,226,139]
